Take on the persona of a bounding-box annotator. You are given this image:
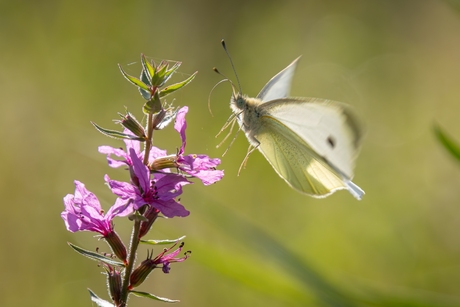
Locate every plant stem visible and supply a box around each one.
[143,112,154,165]
[119,220,141,307]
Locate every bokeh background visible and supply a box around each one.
[3,0,460,306]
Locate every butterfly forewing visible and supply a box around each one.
[257,57,301,102]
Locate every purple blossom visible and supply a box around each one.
[105,148,191,218]
[129,241,190,288]
[61,181,133,236]
[173,106,224,185]
[98,129,167,168]
[153,241,190,273]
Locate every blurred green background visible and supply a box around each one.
[3,0,460,306]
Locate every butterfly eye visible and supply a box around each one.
[237,97,245,109]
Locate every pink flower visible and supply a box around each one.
[153,241,190,274]
[61,181,131,261]
[98,129,167,168]
[61,181,132,235]
[129,241,190,289]
[105,148,191,218]
[173,106,224,185]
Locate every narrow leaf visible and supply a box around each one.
[68,242,125,267]
[130,290,179,303]
[434,124,460,162]
[141,54,155,81]
[163,62,181,84]
[88,289,115,307]
[141,235,186,245]
[91,122,145,141]
[139,70,152,100]
[118,64,150,92]
[160,72,197,98]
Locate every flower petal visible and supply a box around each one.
[152,199,190,218]
[98,146,130,168]
[130,148,151,193]
[174,106,188,155]
[105,174,138,199]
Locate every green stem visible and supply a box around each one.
[143,112,154,165]
[119,220,141,307]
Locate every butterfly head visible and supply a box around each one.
[230,92,246,112]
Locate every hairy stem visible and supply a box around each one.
[119,220,141,307]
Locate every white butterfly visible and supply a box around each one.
[216,54,364,200]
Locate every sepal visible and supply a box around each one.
[91,122,145,141]
[88,288,116,307]
[104,230,127,263]
[68,242,125,267]
[140,235,186,245]
[130,290,180,303]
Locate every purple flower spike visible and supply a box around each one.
[105,149,191,218]
[173,107,224,185]
[61,181,133,235]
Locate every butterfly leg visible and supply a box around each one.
[238,141,260,176]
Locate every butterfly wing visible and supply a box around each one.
[257,57,301,102]
[259,98,362,179]
[255,98,364,199]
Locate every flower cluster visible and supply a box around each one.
[61,55,223,306]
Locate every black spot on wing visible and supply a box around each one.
[327,136,336,149]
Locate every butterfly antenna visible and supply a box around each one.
[208,78,231,117]
[221,39,243,94]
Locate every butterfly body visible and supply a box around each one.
[224,57,364,200]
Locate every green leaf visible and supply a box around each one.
[142,92,162,115]
[140,235,186,245]
[88,289,115,307]
[91,122,145,141]
[68,242,125,267]
[141,54,155,81]
[434,124,460,162]
[139,70,152,100]
[118,64,150,92]
[130,290,180,303]
[163,62,181,84]
[160,71,197,98]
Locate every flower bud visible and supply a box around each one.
[118,112,145,138]
[129,252,157,289]
[105,265,122,305]
[104,230,127,263]
[151,108,166,130]
[149,155,177,171]
[138,207,160,239]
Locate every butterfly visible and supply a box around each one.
[214,42,364,200]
